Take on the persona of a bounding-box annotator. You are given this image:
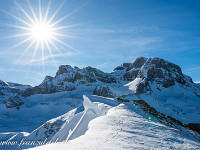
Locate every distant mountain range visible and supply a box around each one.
[0,57,200,149]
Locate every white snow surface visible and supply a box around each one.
[30,96,200,150]
[7,82,32,90]
[0,57,200,149]
[125,80,200,124]
[125,78,143,92]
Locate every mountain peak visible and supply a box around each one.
[56,65,74,75]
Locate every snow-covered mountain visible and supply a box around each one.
[0,56,200,149]
[21,57,149,97]
[7,82,32,90]
[124,57,200,124]
[0,80,31,104]
[1,95,200,150]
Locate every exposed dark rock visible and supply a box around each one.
[135,83,145,94]
[152,58,182,75]
[85,66,116,83]
[0,91,4,96]
[131,57,147,69]
[117,97,200,138]
[74,72,83,81]
[193,91,200,97]
[185,123,200,134]
[162,79,175,88]
[0,80,8,87]
[93,86,114,98]
[122,63,132,68]
[114,66,125,71]
[133,57,194,92]
[4,95,24,109]
[43,120,64,139]
[56,65,73,75]
[147,68,164,80]
[118,98,185,128]
[44,76,53,82]
[117,97,130,104]
[20,57,198,98]
[123,70,139,81]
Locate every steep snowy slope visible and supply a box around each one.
[0,80,20,103]
[0,95,119,149]
[196,83,200,88]
[0,80,31,106]
[1,57,200,132]
[7,82,32,90]
[124,57,200,125]
[21,57,149,97]
[21,65,118,97]
[30,96,200,150]
[0,91,83,133]
[0,56,200,150]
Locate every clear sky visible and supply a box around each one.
[0,0,200,86]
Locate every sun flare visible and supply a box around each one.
[1,0,82,69]
[30,22,54,43]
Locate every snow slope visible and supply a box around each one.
[0,91,83,133]
[7,82,32,90]
[30,96,200,150]
[124,57,200,124]
[0,57,200,149]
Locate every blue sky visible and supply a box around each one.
[0,0,200,86]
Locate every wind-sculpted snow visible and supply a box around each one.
[1,56,200,149]
[51,95,117,142]
[0,95,118,149]
[30,102,200,150]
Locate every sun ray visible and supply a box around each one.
[51,32,80,39]
[3,0,84,73]
[0,8,33,27]
[4,24,32,31]
[44,0,52,22]
[27,0,39,23]
[50,5,84,27]
[14,40,36,65]
[50,36,80,53]
[48,39,66,57]
[51,23,84,30]
[25,41,40,82]
[9,36,33,50]
[1,33,31,39]
[41,41,45,74]
[45,40,57,66]
[47,0,66,24]
[14,0,35,24]
[39,0,42,22]
[30,41,40,65]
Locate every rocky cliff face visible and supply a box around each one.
[3,95,24,109]
[22,65,118,97]
[123,57,200,127]
[1,56,200,139]
[125,57,197,94]
[0,80,31,103]
[93,86,115,98]
[21,56,199,98]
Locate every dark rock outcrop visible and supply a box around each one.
[20,57,198,98]
[185,123,200,134]
[4,95,24,109]
[56,65,73,75]
[133,57,196,94]
[93,86,114,98]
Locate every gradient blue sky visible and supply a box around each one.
[0,0,200,86]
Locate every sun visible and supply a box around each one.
[30,22,54,43]
[1,0,83,69]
